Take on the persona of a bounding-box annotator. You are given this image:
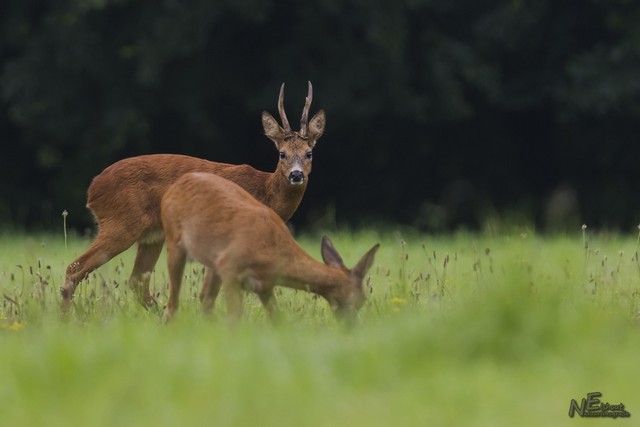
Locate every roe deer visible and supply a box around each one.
[161,172,379,324]
[62,82,325,308]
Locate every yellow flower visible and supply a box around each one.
[389,297,407,313]
[8,322,25,331]
[1,320,25,331]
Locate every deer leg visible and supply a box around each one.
[62,226,138,307]
[223,282,244,324]
[200,267,222,317]
[256,288,280,321]
[239,275,279,321]
[129,241,164,308]
[164,244,187,322]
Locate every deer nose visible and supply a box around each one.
[289,170,305,185]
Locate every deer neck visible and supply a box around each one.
[265,171,307,222]
[277,250,347,298]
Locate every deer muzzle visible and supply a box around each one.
[288,170,305,185]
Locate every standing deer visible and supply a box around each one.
[161,172,379,323]
[62,82,325,308]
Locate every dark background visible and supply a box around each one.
[2,0,640,233]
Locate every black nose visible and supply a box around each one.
[289,170,304,184]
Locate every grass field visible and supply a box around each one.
[1,227,639,426]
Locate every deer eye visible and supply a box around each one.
[305,151,313,159]
[279,151,286,160]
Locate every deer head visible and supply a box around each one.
[262,81,326,186]
[320,235,380,325]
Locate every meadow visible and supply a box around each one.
[1,226,639,426]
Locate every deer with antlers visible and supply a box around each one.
[62,82,325,308]
[161,172,379,324]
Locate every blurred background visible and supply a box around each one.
[1,0,640,233]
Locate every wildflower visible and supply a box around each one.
[389,297,407,313]
[8,322,25,331]
[0,318,25,331]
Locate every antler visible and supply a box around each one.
[278,83,292,134]
[299,81,313,138]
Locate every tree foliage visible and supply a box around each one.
[2,0,640,230]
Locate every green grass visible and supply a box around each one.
[1,228,639,426]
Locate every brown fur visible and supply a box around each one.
[161,172,379,323]
[62,85,326,308]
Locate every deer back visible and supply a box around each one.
[161,172,296,271]
[87,154,237,232]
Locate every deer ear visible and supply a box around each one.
[307,110,325,146]
[352,243,380,280]
[321,235,345,269]
[262,111,284,147]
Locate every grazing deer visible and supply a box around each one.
[62,82,325,308]
[161,172,379,323]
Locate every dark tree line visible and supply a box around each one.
[2,0,640,232]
